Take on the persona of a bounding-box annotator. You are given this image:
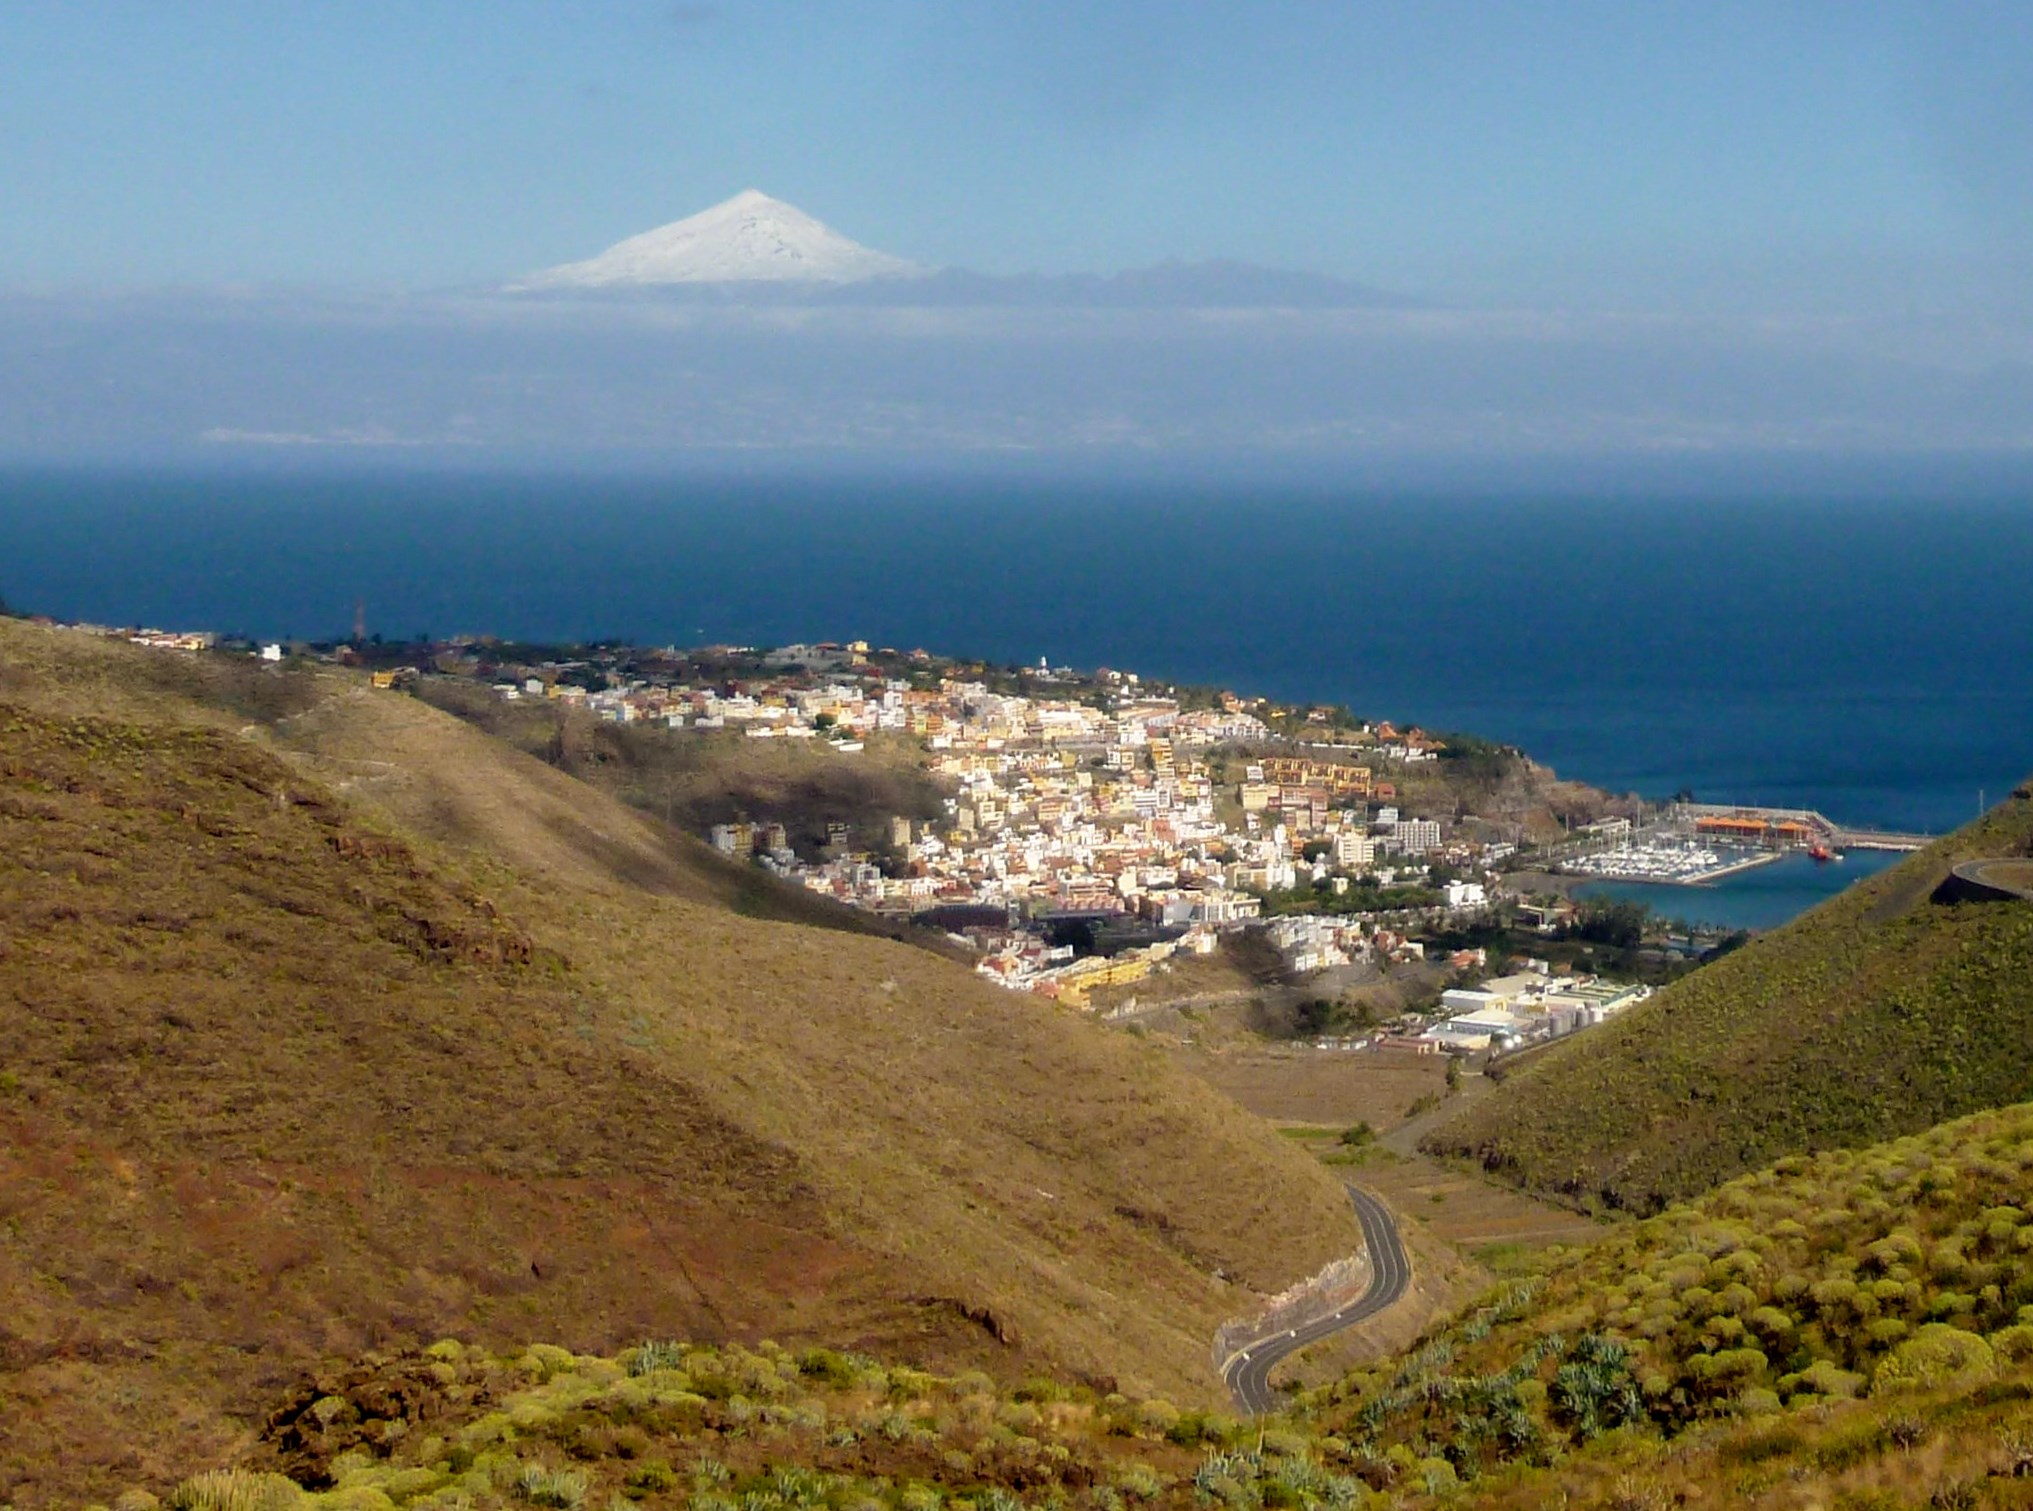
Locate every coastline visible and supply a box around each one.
[3,472,2024,843]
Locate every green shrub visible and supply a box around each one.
[310,1489,397,1511]
[1991,1324,2033,1362]
[1112,1464,1163,1502]
[1134,1399,1178,1435]
[795,1349,858,1387]
[1796,1359,1865,1399]
[522,1346,582,1383]
[1868,1232,1925,1271]
[995,1401,1042,1434]
[1683,1346,1767,1397]
[1870,1325,1996,1396]
[625,1460,676,1496]
[1746,1305,1796,1339]
[886,1367,938,1401]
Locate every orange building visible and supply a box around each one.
[1695,814,1820,849]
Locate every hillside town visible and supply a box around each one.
[479,640,1667,1057]
[62,619,1653,1054]
[446,638,1657,1035]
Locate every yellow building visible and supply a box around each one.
[1047,952,1156,1008]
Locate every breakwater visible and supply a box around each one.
[1678,803,1932,852]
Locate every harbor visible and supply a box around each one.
[1575,847,1906,933]
[1557,803,1932,889]
[1562,840,1780,886]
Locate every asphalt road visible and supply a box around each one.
[1954,858,2033,902]
[1222,1186,1411,1415]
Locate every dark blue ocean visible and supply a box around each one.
[2,466,2028,865]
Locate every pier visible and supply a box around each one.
[1677,803,1933,853]
[1828,826,1933,853]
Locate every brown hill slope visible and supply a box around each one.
[1426,780,2033,1212]
[0,621,1361,1508]
[0,624,952,949]
[413,676,952,868]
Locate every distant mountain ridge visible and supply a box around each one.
[507,189,1406,308]
[911,259,1411,309]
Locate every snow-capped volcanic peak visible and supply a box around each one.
[513,189,922,288]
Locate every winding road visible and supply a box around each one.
[1223,1186,1411,1414]
[1950,859,2033,903]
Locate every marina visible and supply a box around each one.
[1562,839,1778,887]
[1558,803,1932,889]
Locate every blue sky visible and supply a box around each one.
[3,1,2030,313]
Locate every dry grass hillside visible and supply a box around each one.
[131,1334,2033,1511]
[413,678,951,864]
[1428,780,2033,1212]
[1293,1096,2033,1503]
[0,621,1362,1509]
[142,1153,2033,1511]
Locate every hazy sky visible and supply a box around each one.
[4,2,2030,314]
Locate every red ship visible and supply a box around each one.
[1808,842,1841,863]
